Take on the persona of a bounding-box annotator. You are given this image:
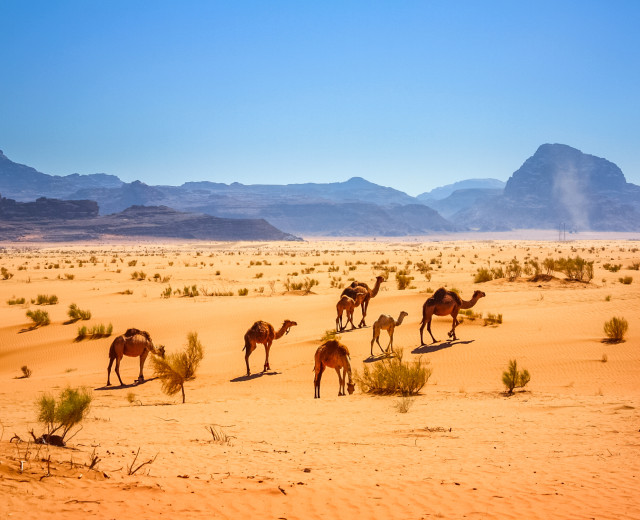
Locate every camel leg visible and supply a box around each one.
[387,330,394,353]
[114,355,125,386]
[314,366,325,398]
[336,367,344,396]
[263,341,272,372]
[137,349,149,383]
[107,356,115,386]
[426,318,437,344]
[244,345,255,376]
[449,311,459,341]
[336,314,342,333]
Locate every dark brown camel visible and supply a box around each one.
[313,339,355,398]
[107,328,162,386]
[419,288,486,345]
[341,275,385,327]
[243,319,297,376]
[335,291,366,332]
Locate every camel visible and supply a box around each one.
[243,319,297,376]
[313,339,355,398]
[370,311,408,356]
[335,291,366,332]
[419,288,486,345]
[107,328,162,386]
[341,275,385,327]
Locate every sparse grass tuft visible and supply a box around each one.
[7,296,26,305]
[34,294,58,305]
[26,309,50,327]
[20,365,32,378]
[67,303,91,321]
[355,348,431,396]
[474,267,493,283]
[394,395,414,413]
[483,313,503,326]
[320,329,341,342]
[603,316,628,343]
[238,288,249,296]
[502,359,531,394]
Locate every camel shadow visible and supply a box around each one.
[94,377,157,391]
[230,371,282,383]
[412,339,474,354]
[364,352,394,363]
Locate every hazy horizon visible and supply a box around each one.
[1,1,639,196]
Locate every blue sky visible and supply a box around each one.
[1,1,639,195]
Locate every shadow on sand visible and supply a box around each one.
[364,351,394,363]
[230,371,282,383]
[94,377,157,391]
[412,339,474,354]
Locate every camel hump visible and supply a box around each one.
[430,287,448,304]
[124,328,152,342]
[321,339,350,356]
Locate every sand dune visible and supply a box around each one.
[1,239,639,519]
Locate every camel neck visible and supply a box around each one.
[461,296,480,309]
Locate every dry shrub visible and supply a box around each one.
[152,332,204,403]
[355,348,431,396]
[36,387,92,446]
[603,316,628,343]
[502,359,531,394]
[26,309,50,327]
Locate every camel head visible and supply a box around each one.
[282,320,297,335]
[375,275,386,284]
[156,345,166,358]
[472,290,486,300]
[347,381,355,395]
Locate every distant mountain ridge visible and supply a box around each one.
[417,178,506,201]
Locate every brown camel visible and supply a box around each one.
[335,292,366,332]
[314,339,355,398]
[107,328,161,386]
[341,275,385,327]
[243,319,297,376]
[370,311,408,356]
[419,288,486,345]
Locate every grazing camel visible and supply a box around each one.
[335,291,366,332]
[370,311,408,356]
[314,339,355,398]
[419,288,486,345]
[107,328,161,386]
[243,319,297,376]
[341,275,385,327]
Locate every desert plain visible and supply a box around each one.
[0,236,639,519]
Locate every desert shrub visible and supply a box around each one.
[618,276,633,285]
[131,271,147,280]
[395,271,414,290]
[21,365,32,378]
[355,349,431,396]
[67,303,91,321]
[161,285,172,298]
[1,266,14,279]
[474,267,493,283]
[555,256,594,282]
[628,262,640,271]
[26,309,50,327]
[77,323,113,339]
[7,296,26,305]
[394,395,414,413]
[128,259,138,267]
[238,288,249,296]
[152,332,204,403]
[543,258,555,275]
[320,329,341,342]
[77,325,88,339]
[302,277,319,293]
[502,359,531,394]
[603,316,628,343]
[34,294,58,305]
[483,313,503,326]
[459,309,481,321]
[603,263,622,272]
[36,386,92,445]
[505,259,522,281]
[182,284,199,297]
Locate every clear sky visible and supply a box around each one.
[1,1,639,195]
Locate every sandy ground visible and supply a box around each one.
[1,238,639,519]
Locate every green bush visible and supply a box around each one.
[603,316,628,343]
[26,309,50,327]
[152,332,204,403]
[555,256,594,282]
[67,303,91,321]
[502,359,531,394]
[395,271,414,290]
[77,323,113,340]
[161,285,172,298]
[7,296,26,305]
[36,386,92,445]
[355,349,431,396]
[618,276,633,285]
[238,288,249,296]
[474,267,493,283]
[34,294,58,305]
[483,313,503,326]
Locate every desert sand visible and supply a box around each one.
[1,237,639,519]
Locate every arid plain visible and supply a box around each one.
[1,238,639,519]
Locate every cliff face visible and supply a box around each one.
[0,195,99,220]
[455,144,640,231]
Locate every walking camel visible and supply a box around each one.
[341,275,385,327]
[335,292,366,332]
[107,328,163,386]
[370,311,408,356]
[243,319,297,376]
[419,288,486,345]
[314,339,355,398]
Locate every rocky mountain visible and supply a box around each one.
[454,144,640,231]
[0,150,122,201]
[0,196,300,242]
[417,178,505,202]
[422,188,503,219]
